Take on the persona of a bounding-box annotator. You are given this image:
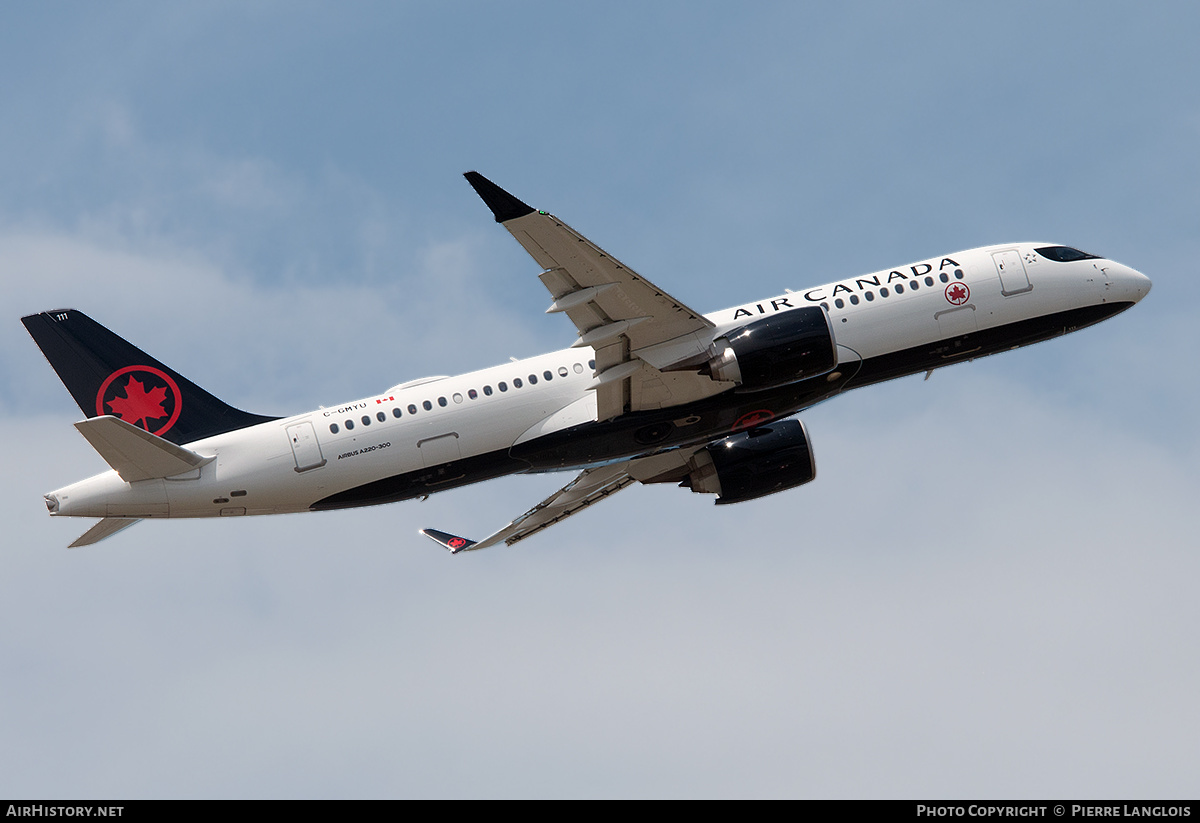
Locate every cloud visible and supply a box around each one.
[2,136,1195,797]
[2,1,1198,798]
[4,352,1197,797]
[1,220,555,418]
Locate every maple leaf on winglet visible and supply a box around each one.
[106,376,170,430]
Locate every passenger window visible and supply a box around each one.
[393,408,402,418]
[528,374,538,385]
[514,378,523,388]
[849,295,859,305]
[895,284,904,294]
[345,420,354,430]
[499,382,508,392]
[544,370,553,381]
[468,389,478,400]
[408,404,418,415]
[911,280,919,290]
[559,366,569,377]
[865,292,874,302]
[438,396,447,407]
[362,415,371,426]
[423,400,432,411]
[955,269,964,279]
[588,359,595,369]
[835,298,844,309]
[330,423,339,434]
[924,276,934,286]
[484,385,493,396]
[939,273,949,283]
[376,412,386,422]
[453,393,463,403]
[821,302,830,311]
[881,287,889,297]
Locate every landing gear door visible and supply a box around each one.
[418,433,462,469]
[286,421,327,472]
[993,250,1032,296]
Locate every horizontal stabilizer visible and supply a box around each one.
[75,415,214,482]
[69,517,141,548]
[420,528,477,554]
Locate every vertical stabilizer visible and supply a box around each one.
[22,309,277,445]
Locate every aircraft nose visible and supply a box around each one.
[1134,269,1152,300]
[1119,264,1152,303]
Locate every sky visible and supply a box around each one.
[1,1,1198,799]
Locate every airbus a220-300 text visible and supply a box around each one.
[23,173,1151,550]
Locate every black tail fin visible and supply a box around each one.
[22,309,278,445]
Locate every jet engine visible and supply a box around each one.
[704,307,837,391]
[681,419,816,504]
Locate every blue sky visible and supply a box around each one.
[1,2,1197,798]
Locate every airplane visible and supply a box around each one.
[22,172,1152,552]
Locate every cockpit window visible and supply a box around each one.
[1035,246,1101,262]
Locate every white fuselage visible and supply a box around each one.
[47,243,1150,521]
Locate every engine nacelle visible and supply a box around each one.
[683,419,817,505]
[706,307,837,391]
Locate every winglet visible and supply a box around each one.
[420,528,477,554]
[463,172,536,223]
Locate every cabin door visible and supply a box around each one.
[992,250,1032,295]
[286,421,327,472]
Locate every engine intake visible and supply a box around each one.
[706,307,837,391]
[683,419,817,504]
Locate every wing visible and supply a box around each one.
[421,448,701,553]
[465,172,733,420]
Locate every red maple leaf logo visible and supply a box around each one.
[946,283,970,305]
[106,375,170,429]
[733,409,775,431]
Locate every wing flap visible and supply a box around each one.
[509,210,713,350]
